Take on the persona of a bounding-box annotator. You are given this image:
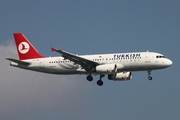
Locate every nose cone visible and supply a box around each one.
[166,59,173,67]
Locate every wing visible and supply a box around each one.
[6,58,30,66]
[51,48,99,72]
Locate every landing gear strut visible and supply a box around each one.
[147,70,152,80]
[97,74,105,86]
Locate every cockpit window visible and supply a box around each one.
[156,56,165,58]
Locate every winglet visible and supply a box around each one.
[51,47,56,52]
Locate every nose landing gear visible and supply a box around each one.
[148,76,152,80]
[147,70,153,80]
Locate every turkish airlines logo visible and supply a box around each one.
[18,42,30,54]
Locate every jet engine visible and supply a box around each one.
[95,64,117,74]
[108,71,132,81]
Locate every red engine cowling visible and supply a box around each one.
[108,71,132,81]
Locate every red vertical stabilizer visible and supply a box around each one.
[14,33,44,60]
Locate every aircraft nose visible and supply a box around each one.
[166,59,173,66]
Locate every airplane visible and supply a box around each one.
[6,33,172,86]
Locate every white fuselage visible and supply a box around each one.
[10,52,172,75]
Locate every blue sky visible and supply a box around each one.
[0,0,179,120]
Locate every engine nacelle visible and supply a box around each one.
[108,71,132,81]
[95,64,117,74]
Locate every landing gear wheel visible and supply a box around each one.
[147,70,153,80]
[86,75,93,81]
[97,80,103,86]
[148,76,152,80]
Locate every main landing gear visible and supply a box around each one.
[147,70,153,80]
[86,74,105,86]
[86,75,93,81]
[97,74,105,86]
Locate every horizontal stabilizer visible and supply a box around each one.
[6,58,30,65]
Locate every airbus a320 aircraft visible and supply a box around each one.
[7,33,172,86]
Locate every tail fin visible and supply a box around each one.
[13,33,44,60]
